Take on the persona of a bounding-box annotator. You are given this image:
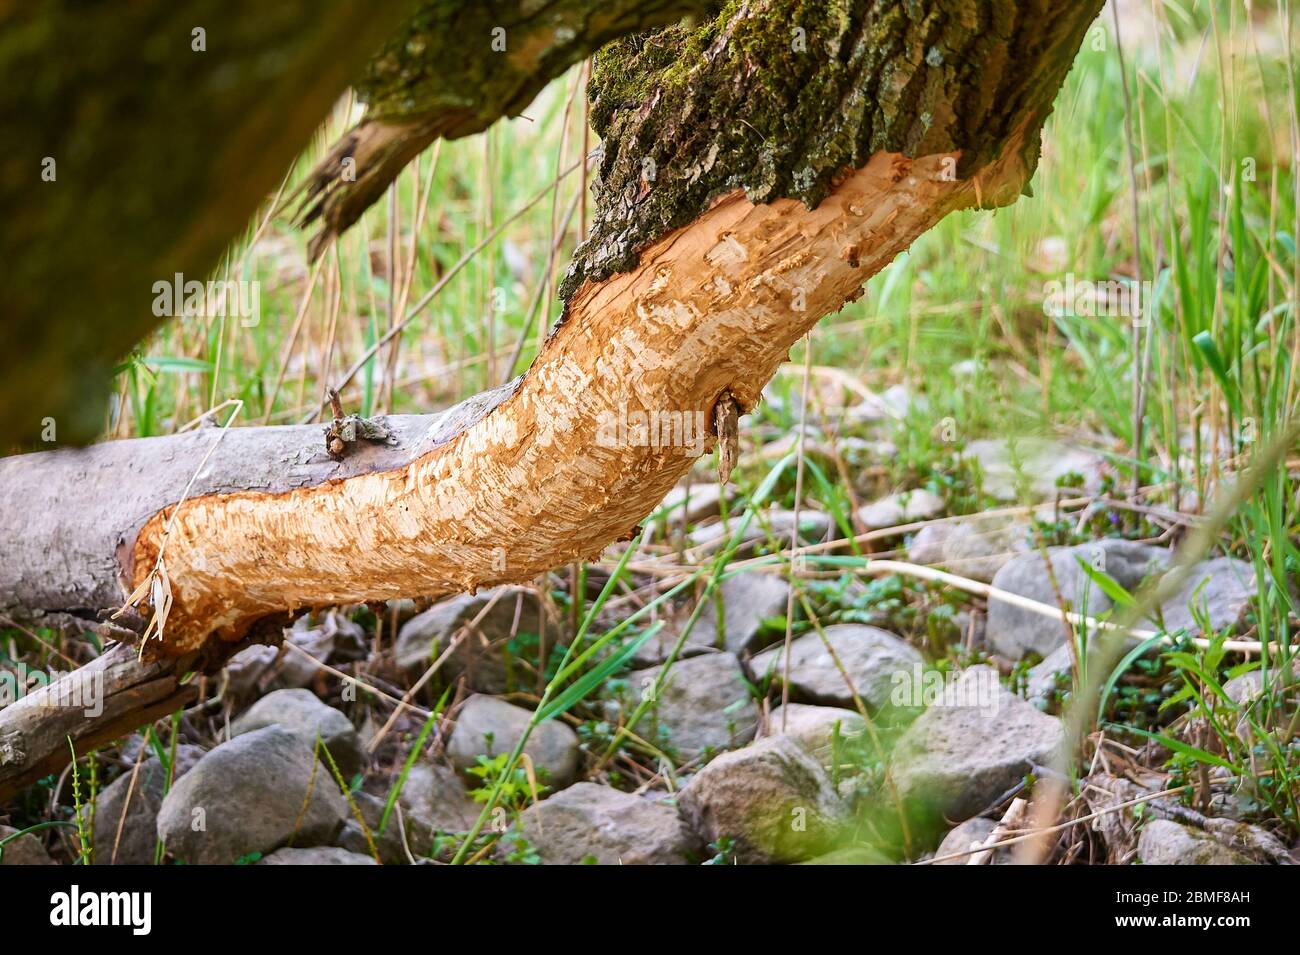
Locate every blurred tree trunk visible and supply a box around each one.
[0,0,1104,793]
[0,0,415,449]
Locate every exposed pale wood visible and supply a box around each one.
[0,413,450,613]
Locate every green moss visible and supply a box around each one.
[561,0,1103,301]
[358,0,712,134]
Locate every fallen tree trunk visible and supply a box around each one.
[0,0,1105,788]
[0,636,265,800]
[0,646,195,799]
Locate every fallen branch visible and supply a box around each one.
[0,637,253,801]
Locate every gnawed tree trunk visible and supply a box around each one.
[0,0,1105,792]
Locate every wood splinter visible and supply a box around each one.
[715,390,740,485]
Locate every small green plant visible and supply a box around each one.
[703,836,736,865]
[1109,631,1300,836]
[466,753,548,812]
[67,739,91,865]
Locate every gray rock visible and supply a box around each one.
[844,384,923,424]
[766,703,867,767]
[519,783,698,864]
[631,572,791,666]
[224,644,282,697]
[83,744,204,865]
[1136,820,1253,865]
[257,846,377,865]
[231,688,365,779]
[986,540,1167,659]
[961,437,1105,500]
[891,667,1065,832]
[882,384,924,417]
[678,735,847,864]
[333,790,406,864]
[1221,660,1300,746]
[394,587,552,694]
[907,513,1036,583]
[0,824,56,865]
[933,817,1012,864]
[224,612,359,696]
[953,609,986,648]
[633,652,759,758]
[838,435,898,460]
[751,625,922,710]
[628,617,703,669]
[446,695,580,790]
[395,762,480,854]
[1159,557,1258,636]
[307,609,369,661]
[1224,659,1300,708]
[335,821,390,863]
[157,726,348,865]
[857,489,945,530]
[659,481,725,526]
[694,572,791,656]
[1025,642,1076,708]
[688,510,833,554]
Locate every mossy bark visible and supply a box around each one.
[561,0,1103,299]
[299,0,711,257]
[356,0,713,129]
[0,0,414,449]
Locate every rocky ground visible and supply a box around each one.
[1,400,1296,866]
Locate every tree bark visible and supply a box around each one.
[297,0,713,260]
[0,638,261,801]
